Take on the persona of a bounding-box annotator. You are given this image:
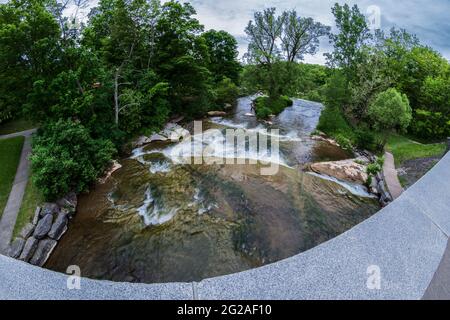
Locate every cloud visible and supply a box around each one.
[189,0,450,64]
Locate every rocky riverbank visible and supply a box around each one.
[306,135,393,207]
[8,192,77,266]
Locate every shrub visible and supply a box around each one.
[317,106,353,137]
[354,128,385,152]
[367,88,412,133]
[31,119,116,201]
[215,77,240,107]
[254,95,293,119]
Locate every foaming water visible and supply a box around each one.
[45,96,379,284]
[306,172,377,198]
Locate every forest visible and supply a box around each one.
[0,0,449,201]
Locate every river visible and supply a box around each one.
[45,97,380,283]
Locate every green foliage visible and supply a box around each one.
[0,0,61,123]
[419,75,450,114]
[254,96,293,119]
[201,30,241,84]
[31,120,116,201]
[409,109,450,140]
[325,3,370,77]
[244,7,328,98]
[366,162,382,176]
[317,105,353,137]
[215,77,240,107]
[367,88,412,133]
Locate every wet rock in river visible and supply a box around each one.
[310,159,368,185]
[208,111,227,116]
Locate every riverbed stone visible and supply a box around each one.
[18,237,39,262]
[19,223,35,239]
[8,238,26,259]
[33,214,54,239]
[133,136,151,148]
[207,111,227,116]
[149,133,167,142]
[48,212,68,240]
[29,239,58,267]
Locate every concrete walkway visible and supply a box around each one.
[0,129,36,255]
[383,151,404,199]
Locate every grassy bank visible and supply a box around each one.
[0,136,25,217]
[386,134,446,166]
[254,95,293,119]
[13,177,43,238]
[0,118,35,135]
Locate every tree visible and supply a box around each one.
[201,29,241,84]
[420,75,450,114]
[31,119,116,200]
[0,0,61,123]
[245,8,328,98]
[367,88,412,134]
[281,10,330,63]
[325,3,371,79]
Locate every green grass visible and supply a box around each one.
[0,136,25,217]
[0,118,35,135]
[13,177,43,238]
[386,134,447,166]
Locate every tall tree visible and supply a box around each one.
[245,8,328,98]
[281,10,330,63]
[201,29,241,84]
[325,3,371,79]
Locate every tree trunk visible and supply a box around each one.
[114,69,120,125]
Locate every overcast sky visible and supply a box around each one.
[188,0,450,64]
[2,0,449,64]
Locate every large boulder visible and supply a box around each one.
[133,136,152,148]
[29,239,58,267]
[33,214,54,239]
[9,238,26,259]
[310,159,368,185]
[19,223,35,239]
[161,123,190,141]
[18,237,39,262]
[149,133,168,142]
[48,212,68,240]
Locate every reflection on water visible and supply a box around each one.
[45,97,379,283]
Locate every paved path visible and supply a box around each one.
[383,151,404,199]
[0,129,36,255]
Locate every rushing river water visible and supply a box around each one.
[45,97,380,283]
